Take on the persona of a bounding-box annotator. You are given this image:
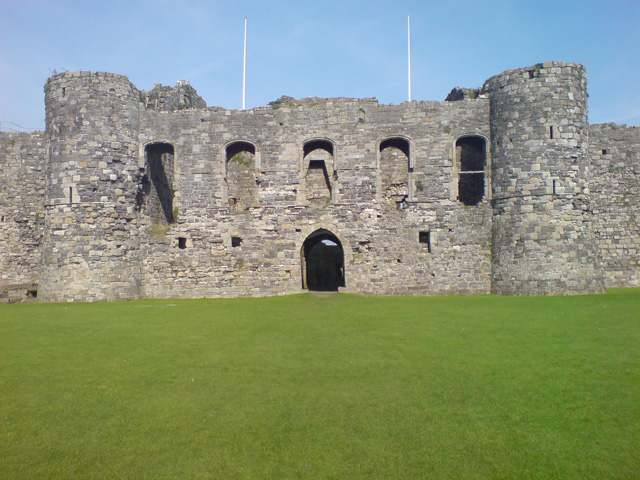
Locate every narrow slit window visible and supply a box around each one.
[69,187,73,204]
[549,126,554,139]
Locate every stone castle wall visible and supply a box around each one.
[0,62,638,301]
[589,123,640,287]
[0,131,46,300]
[136,97,492,299]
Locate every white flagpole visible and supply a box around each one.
[408,15,412,102]
[242,17,247,110]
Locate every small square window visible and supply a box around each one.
[419,231,431,253]
[178,237,187,249]
[231,236,242,247]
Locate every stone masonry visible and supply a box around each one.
[0,62,638,302]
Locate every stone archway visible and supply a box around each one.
[301,229,345,291]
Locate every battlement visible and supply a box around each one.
[1,62,638,302]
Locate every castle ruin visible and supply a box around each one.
[1,61,638,302]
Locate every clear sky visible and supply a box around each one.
[1,0,639,131]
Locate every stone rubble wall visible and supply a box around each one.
[140,80,208,112]
[0,131,46,300]
[589,123,640,287]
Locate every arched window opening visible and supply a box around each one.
[303,139,334,205]
[227,141,256,159]
[380,138,410,159]
[380,137,411,207]
[301,229,345,292]
[225,141,257,211]
[304,139,333,157]
[456,136,486,206]
[142,142,175,224]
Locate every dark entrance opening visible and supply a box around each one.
[302,229,345,292]
[144,142,175,224]
[456,136,486,206]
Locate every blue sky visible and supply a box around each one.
[1,0,639,131]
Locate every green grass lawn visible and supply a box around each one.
[1,290,639,479]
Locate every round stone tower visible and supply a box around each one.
[484,62,604,295]
[40,72,143,301]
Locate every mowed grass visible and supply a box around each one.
[1,290,639,479]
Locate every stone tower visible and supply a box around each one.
[40,72,143,301]
[484,62,604,294]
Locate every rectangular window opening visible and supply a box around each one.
[602,149,608,155]
[231,236,242,247]
[69,187,73,204]
[178,237,187,249]
[419,231,432,253]
[549,126,555,139]
[458,172,485,206]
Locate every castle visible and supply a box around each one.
[1,61,638,302]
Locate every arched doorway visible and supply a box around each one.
[301,229,345,291]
